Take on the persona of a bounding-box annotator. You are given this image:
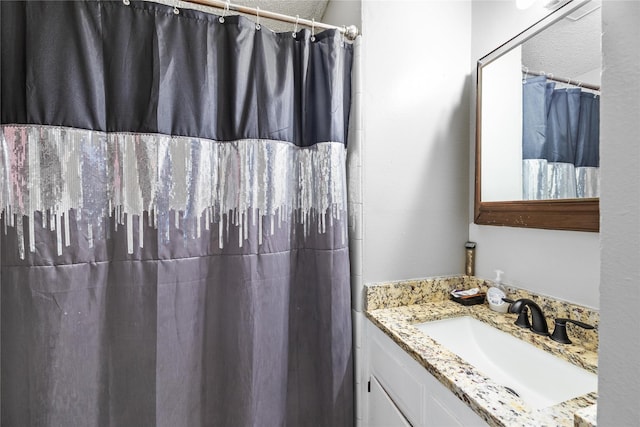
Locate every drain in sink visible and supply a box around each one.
[503,386,520,398]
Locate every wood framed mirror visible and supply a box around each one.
[474,0,600,232]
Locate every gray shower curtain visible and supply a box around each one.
[0,1,353,426]
[522,75,600,200]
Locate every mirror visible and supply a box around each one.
[475,0,601,232]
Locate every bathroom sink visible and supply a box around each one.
[414,316,597,409]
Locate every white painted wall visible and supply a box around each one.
[339,3,471,423]
[469,0,599,309]
[598,1,640,423]
[361,0,471,284]
[481,46,523,201]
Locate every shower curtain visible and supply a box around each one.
[0,1,353,426]
[522,75,600,200]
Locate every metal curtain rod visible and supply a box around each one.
[177,0,359,40]
[523,68,600,92]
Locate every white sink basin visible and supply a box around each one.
[414,316,597,409]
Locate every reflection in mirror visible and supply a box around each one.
[480,0,601,203]
[475,0,601,232]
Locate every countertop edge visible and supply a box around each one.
[366,301,598,427]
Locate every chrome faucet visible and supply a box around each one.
[508,298,549,336]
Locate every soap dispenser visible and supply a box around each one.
[486,270,509,313]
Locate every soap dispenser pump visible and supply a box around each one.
[486,269,509,313]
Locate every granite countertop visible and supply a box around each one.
[366,297,598,427]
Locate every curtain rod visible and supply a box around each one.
[172,0,359,40]
[523,68,600,92]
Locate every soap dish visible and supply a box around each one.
[450,293,486,306]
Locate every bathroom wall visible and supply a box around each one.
[469,1,600,309]
[324,2,471,424]
[331,0,600,310]
[481,46,523,202]
[598,1,640,423]
[359,1,471,284]
[328,0,472,331]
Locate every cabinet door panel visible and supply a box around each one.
[368,324,423,424]
[368,376,412,427]
[365,319,488,427]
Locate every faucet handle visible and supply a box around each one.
[502,298,532,329]
[550,318,595,344]
[514,306,531,329]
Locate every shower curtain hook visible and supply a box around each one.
[341,26,346,46]
[123,0,130,5]
[255,6,261,30]
[292,15,299,38]
[173,0,180,14]
[219,0,230,23]
[311,18,316,42]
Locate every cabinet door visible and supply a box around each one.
[368,322,424,424]
[368,376,412,427]
[365,319,488,427]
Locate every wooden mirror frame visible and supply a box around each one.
[473,0,599,233]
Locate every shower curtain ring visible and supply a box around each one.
[219,0,230,23]
[255,6,261,30]
[311,18,316,42]
[123,0,130,5]
[293,15,299,38]
[341,26,346,46]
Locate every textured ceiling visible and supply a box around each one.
[233,1,329,32]
[169,0,329,33]
[522,0,601,85]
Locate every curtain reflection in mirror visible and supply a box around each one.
[522,75,600,200]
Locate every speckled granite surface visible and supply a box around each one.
[366,275,599,351]
[574,404,597,427]
[365,276,598,427]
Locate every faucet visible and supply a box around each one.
[550,318,595,344]
[507,298,549,336]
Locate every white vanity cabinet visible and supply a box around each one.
[368,376,412,427]
[364,319,488,427]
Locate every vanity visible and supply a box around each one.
[362,276,598,427]
[360,1,603,425]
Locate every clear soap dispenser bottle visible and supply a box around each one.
[487,269,508,313]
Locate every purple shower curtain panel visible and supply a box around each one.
[0,2,353,426]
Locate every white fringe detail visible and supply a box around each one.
[0,125,348,259]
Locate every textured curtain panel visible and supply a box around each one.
[521,75,600,200]
[575,93,600,198]
[522,76,554,200]
[1,2,353,426]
